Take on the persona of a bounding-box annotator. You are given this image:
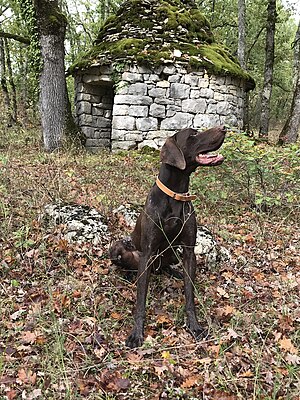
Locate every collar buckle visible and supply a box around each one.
[156,178,197,202]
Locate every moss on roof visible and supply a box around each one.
[70,0,254,88]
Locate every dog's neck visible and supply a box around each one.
[158,164,191,194]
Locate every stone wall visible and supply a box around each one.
[74,62,245,152]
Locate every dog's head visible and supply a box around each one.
[160,126,226,171]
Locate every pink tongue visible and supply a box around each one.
[197,154,224,165]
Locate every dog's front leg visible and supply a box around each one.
[183,247,207,340]
[125,253,152,348]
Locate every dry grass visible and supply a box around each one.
[0,125,299,399]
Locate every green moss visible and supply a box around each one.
[198,44,254,82]
[70,0,254,88]
[96,1,155,43]
[107,38,146,56]
[157,1,213,42]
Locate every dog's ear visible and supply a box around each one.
[160,137,186,170]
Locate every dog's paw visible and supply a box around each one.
[125,331,144,348]
[187,322,209,341]
[163,265,183,279]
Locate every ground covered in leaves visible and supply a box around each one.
[0,127,299,399]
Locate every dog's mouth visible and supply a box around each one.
[196,153,224,166]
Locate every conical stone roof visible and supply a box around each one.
[72,0,254,88]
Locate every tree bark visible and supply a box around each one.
[18,47,29,123]
[237,0,246,69]
[34,0,67,152]
[279,21,300,144]
[259,0,276,138]
[0,37,14,126]
[237,0,248,131]
[293,21,300,85]
[0,30,30,45]
[4,38,17,123]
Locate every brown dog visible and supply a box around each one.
[110,126,226,348]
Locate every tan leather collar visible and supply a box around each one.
[156,178,197,202]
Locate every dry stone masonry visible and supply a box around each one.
[75,62,245,151]
[72,0,254,152]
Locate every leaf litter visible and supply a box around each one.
[0,130,300,399]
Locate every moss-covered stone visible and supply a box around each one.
[70,0,254,89]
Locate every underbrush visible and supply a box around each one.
[0,126,299,399]
[192,132,300,220]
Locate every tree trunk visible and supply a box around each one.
[237,0,248,131]
[18,47,29,123]
[0,37,14,126]
[279,21,300,144]
[4,38,17,123]
[259,0,276,138]
[237,0,246,69]
[34,0,67,152]
[293,21,300,85]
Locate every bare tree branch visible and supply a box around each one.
[0,30,30,44]
[246,26,265,61]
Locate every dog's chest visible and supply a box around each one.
[160,202,194,236]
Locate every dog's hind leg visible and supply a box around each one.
[109,237,140,270]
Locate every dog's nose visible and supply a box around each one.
[221,125,227,134]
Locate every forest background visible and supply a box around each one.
[1,0,300,144]
[0,1,300,399]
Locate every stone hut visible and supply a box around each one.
[71,0,254,152]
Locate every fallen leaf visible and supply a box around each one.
[154,364,168,377]
[254,272,265,282]
[127,352,143,364]
[25,248,39,258]
[35,335,47,345]
[73,257,88,267]
[197,357,213,365]
[265,370,273,385]
[77,380,89,396]
[286,353,300,365]
[181,374,200,388]
[238,370,253,377]
[28,388,42,399]
[278,314,295,333]
[235,277,244,285]
[6,390,17,400]
[279,337,298,354]
[244,234,256,244]
[221,271,234,281]
[107,376,130,392]
[217,287,230,298]
[227,328,238,340]
[111,312,122,320]
[72,290,82,298]
[16,368,37,385]
[274,331,282,342]
[10,309,26,320]
[177,366,190,378]
[215,305,236,319]
[208,344,220,356]
[94,347,106,359]
[156,314,172,325]
[0,375,16,385]
[21,331,38,344]
[115,378,130,390]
